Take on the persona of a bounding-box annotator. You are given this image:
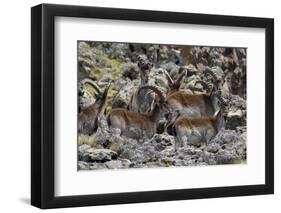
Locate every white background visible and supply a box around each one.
[55,18,265,196]
[0,0,279,212]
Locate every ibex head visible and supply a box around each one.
[164,68,187,93]
[138,85,167,107]
[137,55,153,84]
[204,67,223,92]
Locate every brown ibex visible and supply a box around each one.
[78,78,111,135]
[108,85,168,138]
[165,88,224,118]
[165,107,226,150]
[165,67,226,118]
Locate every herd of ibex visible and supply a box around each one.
[78,54,232,150]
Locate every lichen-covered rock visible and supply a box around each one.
[205,143,221,153]
[78,161,91,170]
[225,94,246,129]
[150,68,170,90]
[79,148,118,163]
[215,149,240,164]
[78,42,96,74]
[111,83,134,109]
[105,159,132,169]
[121,62,139,80]
[148,133,174,151]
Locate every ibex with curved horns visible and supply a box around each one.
[78,78,111,135]
[108,85,168,138]
[129,67,188,113]
[167,67,226,117]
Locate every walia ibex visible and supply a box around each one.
[154,71,225,118]
[127,66,221,119]
[108,85,168,138]
[78,78,111,135]
[165,105,226,150]
[128,55,156,112]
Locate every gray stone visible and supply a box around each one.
[111,83,134,109]
[215,149,239,164]
[205,143,221,153]
[78,42,96,74]
[122,62,139,80]
[105,159,132,169]
[78,161,91,170]
[79,148,118,162]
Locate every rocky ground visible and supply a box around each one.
[78,41,247,170]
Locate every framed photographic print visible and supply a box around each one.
[31,3,274,209]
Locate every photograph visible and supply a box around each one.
[29,2,274,209]
[77,41,247,170]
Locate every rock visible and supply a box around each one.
[89,163,108,170]
[111,83,134,109]
[150,68,170,90]
[178,146,197,155]
[148,133,174,151]
[93,119,111,146]
[121,62,139,80]
[184,64,198,76]
[160,157,176,166]
[205,143,221,153]
[182,74,203,90]
[78,42,96,74]
[215,149,239,164]
[227,109,243,129]
[78,161,91,170]
[78,144,91,153]
[210,129,241,145]
[79,148,118,163]
[107,43,128,60]
[105,159,132,169]
[225,94,246,129]
[208,129,246,163]
[160,62,179,78]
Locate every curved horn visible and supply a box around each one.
[214,91,227,107]
[80,78,102,94]
[204,68,218,82]
[138,85,166,102]
[174,69,187,86]
[194,80,211,91]
[164,70,174,85]
[232,48,239,66]
[103,81,112,96]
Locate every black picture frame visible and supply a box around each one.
[31,3,274,209]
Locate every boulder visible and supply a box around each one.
[79,148,118,163]
[111,83,134,109]
[78,42,96,74]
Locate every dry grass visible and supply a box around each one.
[78,134,103,148]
